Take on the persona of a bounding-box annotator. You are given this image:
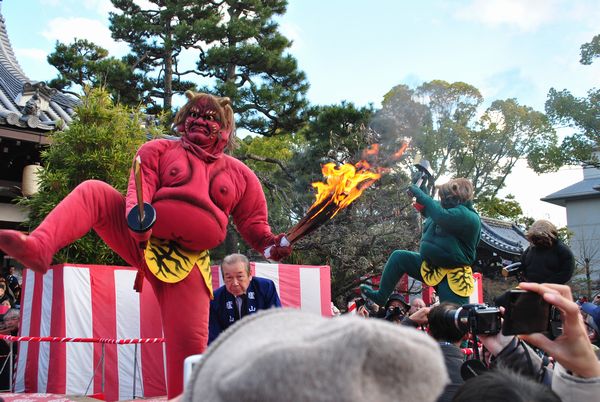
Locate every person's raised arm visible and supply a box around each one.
[518,282,600,379]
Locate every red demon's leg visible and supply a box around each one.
[149,267,210,398]
[0,180,143,272]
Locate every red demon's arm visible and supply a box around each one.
[125,140,165,217]
[230,162,281,255]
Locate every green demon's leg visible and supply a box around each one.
[360,250,422,306]
[436,278,469,305]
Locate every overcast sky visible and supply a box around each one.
[3,0,599,226]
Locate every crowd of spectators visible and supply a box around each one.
[338,281,600,402]
[0,264,21,391]
[178,281,600,402]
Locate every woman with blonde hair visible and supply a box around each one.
[520,220,574,284]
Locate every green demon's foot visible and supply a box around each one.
[359,284,388,306]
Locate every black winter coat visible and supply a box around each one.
[521,241,574,284]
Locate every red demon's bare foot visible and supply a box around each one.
[0,230,51,274]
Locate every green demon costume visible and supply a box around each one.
[361,180,481,305]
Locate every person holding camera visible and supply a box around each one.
[476,282,600,402]
[361,178,481,306]
[520,220,575,284]
[383,293,410,323]
[427,302,470,402]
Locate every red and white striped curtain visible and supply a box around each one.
[16,262,331,400]
[15,264,166,401]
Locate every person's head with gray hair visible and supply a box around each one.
[184,309,449,402]
[221,253,250,275]
[409,297,427,314]
[1,308,19,333]
[221,254,252,297]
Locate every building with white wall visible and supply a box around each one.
[542,159,600,287]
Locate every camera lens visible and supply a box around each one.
[443,304,501,335]
[442,307,470,333]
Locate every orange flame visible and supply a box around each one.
[362,144,379,157]
[310,162,381,219]
[307,141,410,220]
[391,141,409,160]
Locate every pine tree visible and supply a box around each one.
[109,0,309,134]
[47,39,154,107]
[198,0,309,136]
[109,0,219,113]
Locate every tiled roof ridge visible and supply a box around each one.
[481,216,516,228]
[542,177,600,202]
[0,6,78,131]
[480,218,526,254]
[0,11,30,83]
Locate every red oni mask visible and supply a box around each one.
[179,97,230,157]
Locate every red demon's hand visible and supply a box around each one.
[264,234,292,261]
[126,202,156,247]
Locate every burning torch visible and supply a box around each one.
[285,142,411,245]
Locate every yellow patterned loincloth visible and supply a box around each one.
[420,261,474,297]
[144,238,213,297]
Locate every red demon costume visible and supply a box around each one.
[0,92,291,397]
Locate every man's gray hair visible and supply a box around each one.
[221,253,250,275]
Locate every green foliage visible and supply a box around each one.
[476,194,523,220]
[377,81,557,198]
[47,39,153,107]
[458,98,556,195]
[557,226,573,245]
[109,0,218,112]
[545,87,599,168]
[544,33,600,169]
[107,0,309,132]
[580,34,600,65]
[236,133,298,173]
[196,0,309,136]
[299,102,376,162]
[475,194,533,226]
[19,88,160,265]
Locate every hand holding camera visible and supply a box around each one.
[517,282,600,379]
[408,306,430,326]
[355,297,378,318]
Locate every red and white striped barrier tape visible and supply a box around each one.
[0,334,164,344]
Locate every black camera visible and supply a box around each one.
[502,289,562,339]
[355,297,377,315]
[385,306,406,322]
[444,303,502,335]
